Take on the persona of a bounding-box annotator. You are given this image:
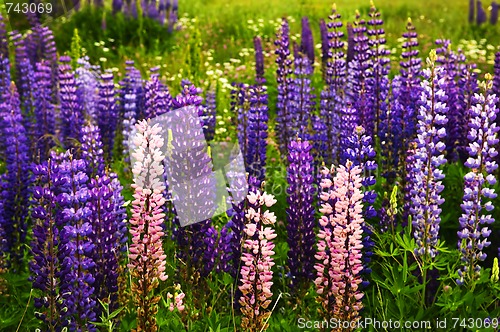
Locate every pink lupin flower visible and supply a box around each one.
[315,160,365,329]
[128,120,169,331]
[239,189,277,332]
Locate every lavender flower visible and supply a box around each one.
[457,75,499,285]
[411,51,448,258]
[286,139,316,291]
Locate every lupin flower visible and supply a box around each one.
[457,75,499,285]
[55,151,96,331]
[30,160,64,330]
[411,50,448,258]
[33,61,55,161]
[300,17,315,64]
[469,0,475,22]
[274,18,293,156]
[289,44,315,144]
[59,55,84,147]
[0,105,31,268]
[80,123,106,179]
[76,56,101,120]
[367,1,390,135]
[0,14,8,58]
[171,82,218,278]
[457,63,479,162]
[143,67,172,119]
[239,190,277,332]
[246,83,269,182]
[476,0,487,24]
[97,71,118,162]
[128,120,168,331]
[494,52,500,113]
[491,1,499,24]
[315,160,365,327]
[286,139,316,291]
[347,11,374,137]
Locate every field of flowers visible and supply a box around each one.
[1,0,500,331]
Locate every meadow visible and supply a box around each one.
[1,0,500,331]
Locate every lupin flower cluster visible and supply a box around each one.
[457,75,499,285]
[315,160,365,326]
[239,189,277,332]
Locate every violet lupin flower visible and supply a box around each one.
[289,45,315,143]
[286,139,316,291]
[239,190,277,332]
[76,56,101,120]
[411,50,448,258]
[300,17,315,64]
[0,106,31,267]
[143,67,173,119]
[339,102,360,151]
[494,52,500,114]
[491,1,499,24]
[242,37,269,181]
[347,11,374,137]
[274,18,293,157]
[367,1,390,135]
[457,75,499,285]
[469,0,476,22]
[315,160,365,326]
[477,0,487,24]
[121,61,142,166]
[30,161,64,330]
[97,71,118,162]
[325,4,346,93]
[88,175,122,315]
[170,83,218,278]
[80,123,106,179]
[59,56,84,147]
[457,63,479,162]
[0,14,8,58]
[55,152,96,331]
[128,120,168,332]
[33,61,55,161]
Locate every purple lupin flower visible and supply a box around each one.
[88,175,122,314]
[347,11,374,137]
[494,52,500,113]
[491,1,499,24]
[411,50,448,258]
[436,39,461,162]
[0,14,8,59]
[367,2,390,135]
[80,123,105,179]
[76,56,101,120]
[469,0,476,22]
[30,161,64,329]
[286,139,316,291]
[171,82,218,278]
[112,0,123,14]
[0,105,31,267]
[121,61,142,167]
[300,17,315,64]
[403,142,418,228]
[289,44,315,143]
[97,71,118,162]
[55,151,96,331]
[319,19,330,81]
[319,4,345,166]
[274,18,293,157]
[59,55,84,147]
[33,61,56,161]
[457,75,499,285]
[457,63,479,162]
[143,68,172,119]
[339,102,360,150]
[477,0,488,24]
[246,37,269,182]
[233,83,250,161]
